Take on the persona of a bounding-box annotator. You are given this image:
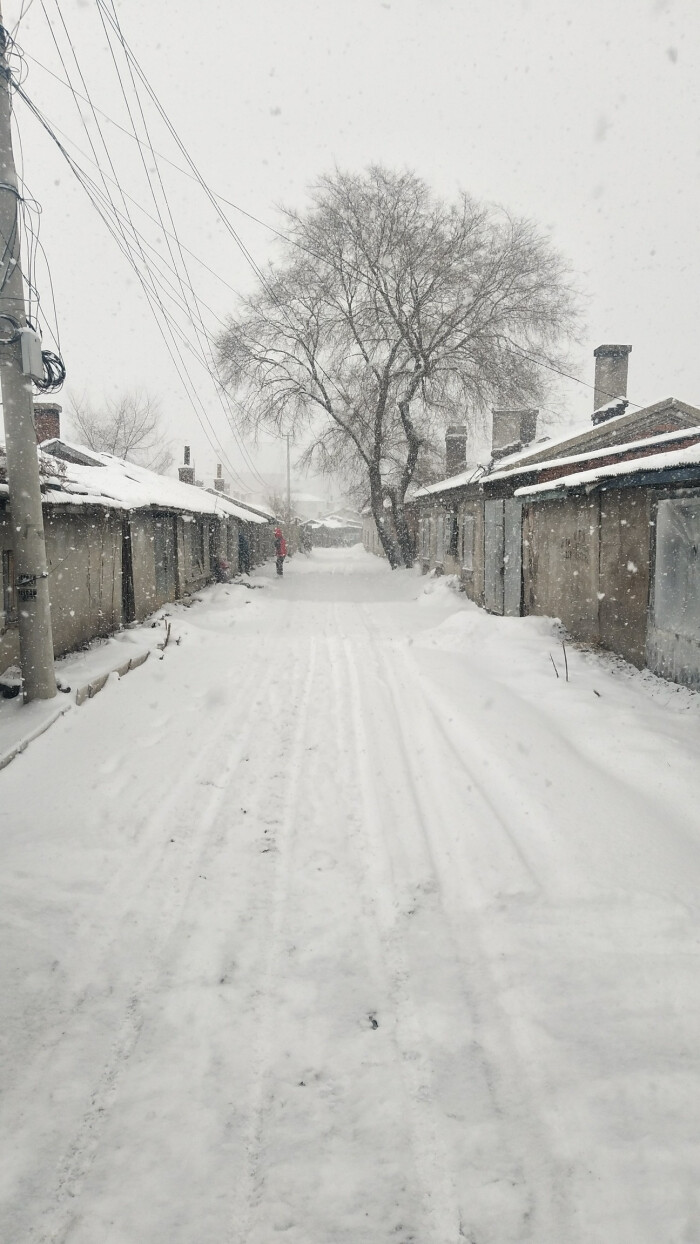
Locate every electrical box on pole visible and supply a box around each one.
[0,14,57,701]
[19,326,44,382]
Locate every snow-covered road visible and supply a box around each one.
[2,546,700,1243]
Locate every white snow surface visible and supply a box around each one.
[7,438,271,522]
[2,547,700,1243]
[413,466,484,497]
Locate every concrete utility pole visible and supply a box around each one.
[286,433,291,521]
[0,12,56,701]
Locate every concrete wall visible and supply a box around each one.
[0,508,20,674]
[1,502,253,679]
[362,512,383,555]
[226,519,241,574]
[523,488,653,666]
[174,514,212,602]
[1,505,122,675]
[523,495,601,643]
[131,512,174,620]
[46,509,123,656]
[416,498,485,602]
[598,489,651,667]
[459,500,485,605]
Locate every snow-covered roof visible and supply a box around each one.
[515,439,700,497]
[229,497,276,520]
[207,493,268,524]
[413,466,483,498]
[490,397,700,474]
[490,413,633,472]
[0,439,270,523]
[487,424,700,483]
[306,515,363,530]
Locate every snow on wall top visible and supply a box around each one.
[488,397,700,474]
[413,466,484,498]
[488,424,700,482]
[515,439,700,496]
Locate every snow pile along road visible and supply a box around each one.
[1,546,699,1243]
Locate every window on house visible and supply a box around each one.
[421,517,431,559]
[194,521,206,571]
[153,517,174,596]
[2,548,16,620]
[436,513,445,563]
[462,514,475,572]
[447,511,459,558]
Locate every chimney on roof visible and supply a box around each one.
[491,409,538,460]
[593,344,632,416]
[213,462,226,492]
[178,444,195,485]
[445,424,468,476]
[34,402,61,444]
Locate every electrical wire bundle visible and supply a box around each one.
[0,22,66,393]
[33,345,65,391]
[6,1,280,493]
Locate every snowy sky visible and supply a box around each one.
[3,0,699,497]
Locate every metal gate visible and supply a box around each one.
[647,498,700,686]
[484,499,504,614]
[503,499,523,617]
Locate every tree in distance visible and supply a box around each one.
[67,390,173,475]
[216,166,579,567]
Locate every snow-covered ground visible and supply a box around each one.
[2,545,700,1243]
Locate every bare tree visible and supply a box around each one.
[67,390,173,475]
[217,167,579,567]
[265,488,297,520]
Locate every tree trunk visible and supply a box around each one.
[388,491,415,568]
[387,395,422,568]
[368,469,400,568]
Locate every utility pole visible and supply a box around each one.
[285,433,291,522]
[0,12,56,701]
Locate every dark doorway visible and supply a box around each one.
[121,520,136,623]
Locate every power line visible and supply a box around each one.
[44,0,272,490]
[19,10,632,455]
[93,0,356,422]
[94,0,270,492]
[15,79,251,489]
[10,0,37,40]
[504,339,644,412]
[12,36,264,493]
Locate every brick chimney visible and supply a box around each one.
[178,445,195,486]
[213,462,226,492]
[34,402,61,444]
[593,344,632,416]
[445,425,468,476]
[491,409,538,460]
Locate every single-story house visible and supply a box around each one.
[1,424,273,678]
[411,343,700,687]
[516,438,700,684]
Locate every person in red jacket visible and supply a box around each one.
[274,526,287,576]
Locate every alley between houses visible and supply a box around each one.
[1,547,700,1244]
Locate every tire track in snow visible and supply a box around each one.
[339,630,477,1243]
[30,654,283,1244]
[360,621,573,1242]
[230,635,319,1244]
[322,626,448,1243]
[341,614,571,1243]
[359,607,542,905]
